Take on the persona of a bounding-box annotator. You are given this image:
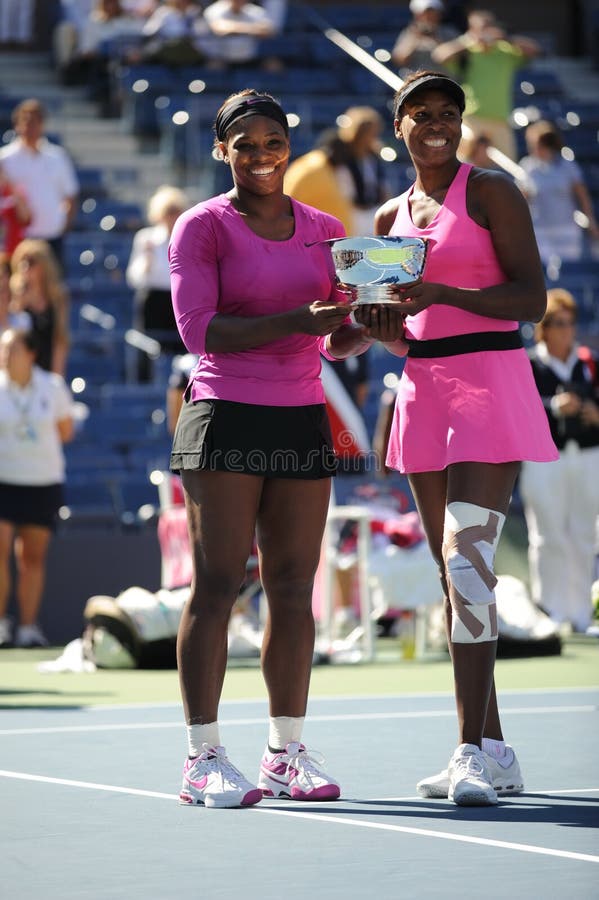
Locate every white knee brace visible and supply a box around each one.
[442,501,505,643]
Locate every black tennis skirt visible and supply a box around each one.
[0,482,63,529]
[170,398,337,479]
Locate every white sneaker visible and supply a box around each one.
[179,745,262,808]
[417,744,524,799]
[15,623,49,648]
[0,617,13,648]
[447,743,497,806]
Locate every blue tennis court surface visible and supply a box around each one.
[2,688,598,898]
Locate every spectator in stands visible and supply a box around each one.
[0,253,31,335]
[139,0,207,65]
[62,0,145,112]
[54,0,152,79]
[0,0,35,45]
[0,163,31,257]
[516,119,599,264]
[54,1,96,79]
[336,106,391,235]
[126,184,189,381]
[459,130,499,169]
[168,89,393,808]
[369,71,557,805]
[520,288,599,634]
[10,239,70,376]
[392,0,458,76]
[432,8,541,161]
[284,129,356,234]
[0,99,79,266]
[202,0,277,69]
[78,0,144,53]
[0,327,74,648]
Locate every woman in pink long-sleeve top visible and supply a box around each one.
[169,89,402,809]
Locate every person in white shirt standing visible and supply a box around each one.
[126,184,189,380]
[0,328,74,648]
[202,0,275,68]
[0,99,79,267]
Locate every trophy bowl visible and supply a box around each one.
[313,235,429,304]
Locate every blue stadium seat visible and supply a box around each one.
[63,476,120,519]
[74,198,143,232]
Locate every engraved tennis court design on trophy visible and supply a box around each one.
[314,235,429,303]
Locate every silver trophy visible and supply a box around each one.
[313,235,429,304]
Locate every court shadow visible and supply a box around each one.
[0,688,113,709]
[266,796,599,829]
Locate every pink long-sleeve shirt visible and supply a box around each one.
[169,194,346,406]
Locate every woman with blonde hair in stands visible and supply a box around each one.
[10,239,70,376]
[0,253,30,336]
[336,106,391,234]
[520,288,599,633]
[126,184,189,380]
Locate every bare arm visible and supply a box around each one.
[166,386,184,436]
[510,34,542,58]
[572,179,599,239]
[207,16,274,37]
[391,27,420,68]
[13,190,31,226]
[432,32,473,65]
[374,197,401,237]
[64,195,78,231]
[205,300,349,353]
[57,415,74,443]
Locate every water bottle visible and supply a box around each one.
[397,610,416,660]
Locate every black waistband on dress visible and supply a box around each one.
[406,329,523,358]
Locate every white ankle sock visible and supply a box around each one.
[186,722,220,758]
[481,737,506,760]
[268,716,304,752]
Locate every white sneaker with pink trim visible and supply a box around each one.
[258,742,341,801]
[179,744,263,808]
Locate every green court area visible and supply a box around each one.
[1,636,597,709]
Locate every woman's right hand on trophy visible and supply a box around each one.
[354,303,406,343]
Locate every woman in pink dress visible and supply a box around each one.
[359,70,557,806]
[168,89,398,809]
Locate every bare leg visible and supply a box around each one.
[13,526,51,625]
[0,521,14,619]
[409,462,519,746]
[257,477,331,716]
[177,470,262,724]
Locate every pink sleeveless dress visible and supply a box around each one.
[386,163,558,473]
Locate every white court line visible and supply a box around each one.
[0,770,175,800]
[1,769,598,864]
[254,806,599,864]
[82,686,599,712]
[0,705,595,737]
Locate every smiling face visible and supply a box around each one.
[395,88,462,168]
[219,114,290,197]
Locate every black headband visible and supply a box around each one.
[214,96,289,142]
[395,74,465,115]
